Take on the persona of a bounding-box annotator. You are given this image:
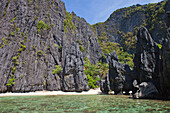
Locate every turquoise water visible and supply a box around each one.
[0,95,170,112]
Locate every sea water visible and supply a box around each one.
[0,95,169,112]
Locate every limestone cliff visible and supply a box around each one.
[0,0,102,92]
[93,0,169,53]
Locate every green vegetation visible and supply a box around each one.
[32,45,36,50]
[47,46,50,50]
[120,0,167,35]
[21,32,25,36]
[117,31,136,54]
[84,60,100,77]
[2,37,6,41]
[10,17,16,22]
[51,23,54,27]
[84,58,109,88]
[34,17,38,20]
[97,32,134,68]
[35,5,38,9]
[10,31,15,36]
[76,40,85,52]
[18,41,26,52]
[0,38,9,48]
[64,11,76,33]
[52,65,63,75]
[92,0,168,69]
[12,56,19,66]
[12,56,18,61]
[78,17,80,22]
[21,75,24,79]
[16,28,19,33]
[90,25,96,35]
[28,0,32,6]
[22,61,25,64]
[87,75,100,89]
[54,44,58,48]
[18,48,23,52]
[76,40,82,45]
[12,66,16,74]
[58,45,62,51]
[36,19,48,33]
[118,51,134,68]
[79,45,85,52]
[97,61,109,79]
[157,43,162,49]
[101,54,107,59]
[37,50,44,57]
[3,11,6,16]
[6,66,16,86]
[21,44,26,49]
[145,1,166,32]
[6,74,15,86]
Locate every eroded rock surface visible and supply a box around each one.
[133,82,159,99]
[161,27,170,99]
[100,74,110,93]
[134,27,159,83]
[0,0,102,92]
[133,26,170,99]
[108,51,125,94]
[62,42,89,92]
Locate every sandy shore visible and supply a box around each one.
[0,88,103,97]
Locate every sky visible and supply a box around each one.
[62,0,163,25]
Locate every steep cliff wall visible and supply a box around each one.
[161,12,170,99]
[0,0,102,92]
[133,26,170,99]
[93,0,169,52]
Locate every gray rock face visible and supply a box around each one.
[161,27,170,99]
[133,26,170,99]
[123,65,135,94]
[0,0,65,92]
[108,51,125,94]
[64,12,103,65]
[100,74,110,93]
[133,27,161,97]
[62,42,89,92]
[133,82,159,99]
[134,27,160,83]
[100,52,135,94]
[0,0,102,92]
[93,1,169,44]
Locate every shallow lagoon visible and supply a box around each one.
[0,95,170,112]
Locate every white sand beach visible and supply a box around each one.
[0,88,103,97]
